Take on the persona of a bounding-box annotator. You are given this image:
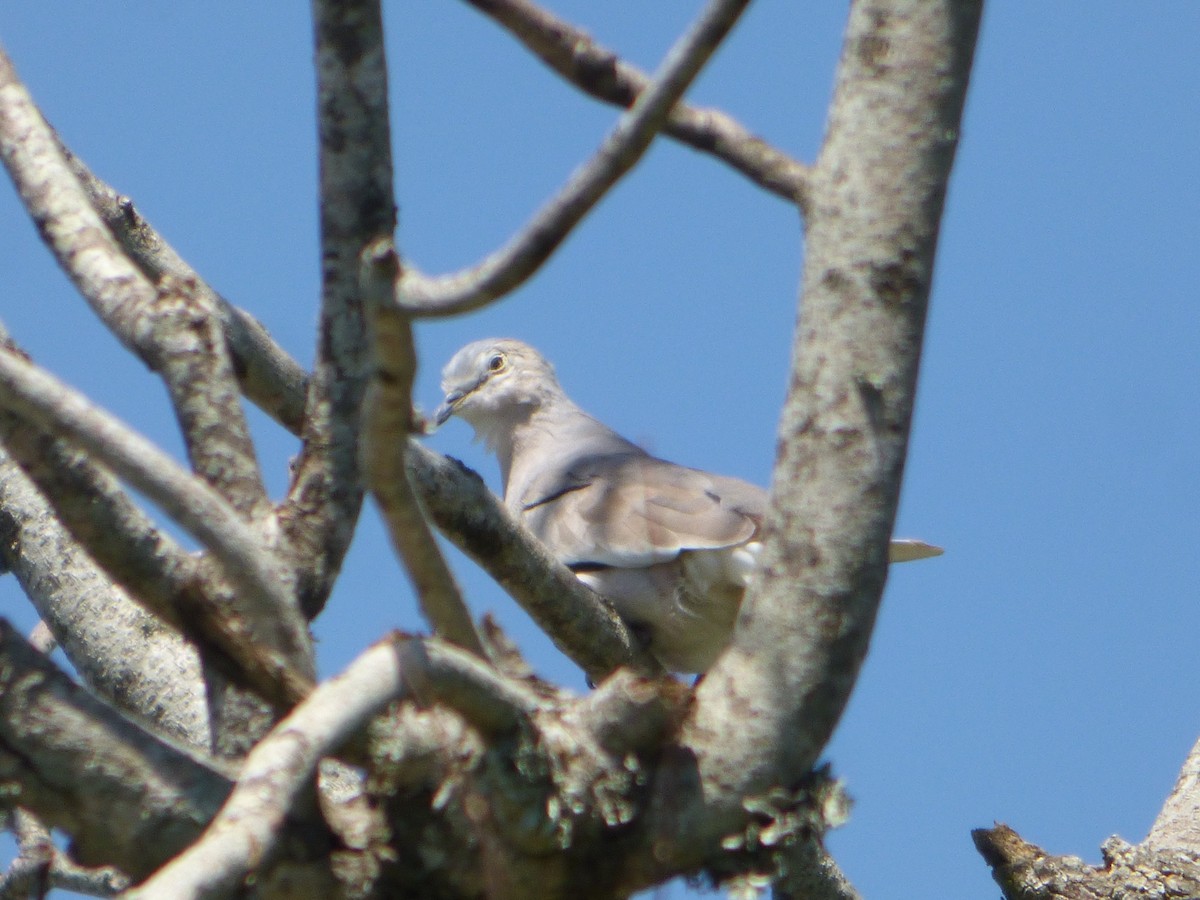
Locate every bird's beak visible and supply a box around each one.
[433,390,464,428]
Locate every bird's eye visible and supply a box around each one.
[487,353,506,372]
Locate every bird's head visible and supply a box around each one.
[434,338,562,433]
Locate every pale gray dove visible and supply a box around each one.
[435,338,941,673]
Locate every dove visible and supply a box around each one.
[435,338,940,673]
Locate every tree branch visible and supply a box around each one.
[0,51,181,383]
[281,0,396,618]
[974,824,1200,900]
[396,636,544,739]
[1146,735,1200,853]
[571,669,684,757]
[0,342,315,687]
[128,636,410,900]
[0,410,313,715]
[0,809,129,899]
[407,442,660,682]
[459,0,810,206]
[0,619,232,881]
[638,0,982,878]
[148,274,271,520]
[57,138,310,433]
[397,0,755,317]
[0,443,212,746]
[360,241,486,657]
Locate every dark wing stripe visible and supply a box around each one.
[523,481,590,512]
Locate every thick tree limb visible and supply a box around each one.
[460,0,810,206]
[0,620,231,880]
[360,241,486,657]
[397,0,755,317]
[0,444,211,746]
[0,343,315,687]
[570,669,684,757]
[407,442,660,682]
[281,0,396,618]
[631,0,982,881]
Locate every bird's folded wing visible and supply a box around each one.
[522,454,763,569]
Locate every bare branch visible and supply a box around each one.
[632,0,983,873]
[360,241,485,657]
[460,0,810,206]
[0,342,315,685]
[0,64,307,434]
[1145,735,1200,853]
[0,619,231,881]
[0,443,211,746]
[148,274,271,519]
[397,636,544,738]
[398,0,755,317]
[0,809,128,898]
[0,51,166,371]
[0,407,312,714]
[771,838,862,900]
[570,669,684,757]
[57,139,310,433]
[280,0,397,618]
[974,824,1200,900]
[407,442,661,681]
[128,636,409,900]
[0,809,53,900]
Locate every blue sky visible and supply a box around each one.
[1,4,1198,898]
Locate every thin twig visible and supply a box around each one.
[460,0,810,206]
[407,442,660,681]
[360,240,486,657]
[0,342,315,684]
[398,0,756,317]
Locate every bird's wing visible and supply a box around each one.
[520,454,765,570]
